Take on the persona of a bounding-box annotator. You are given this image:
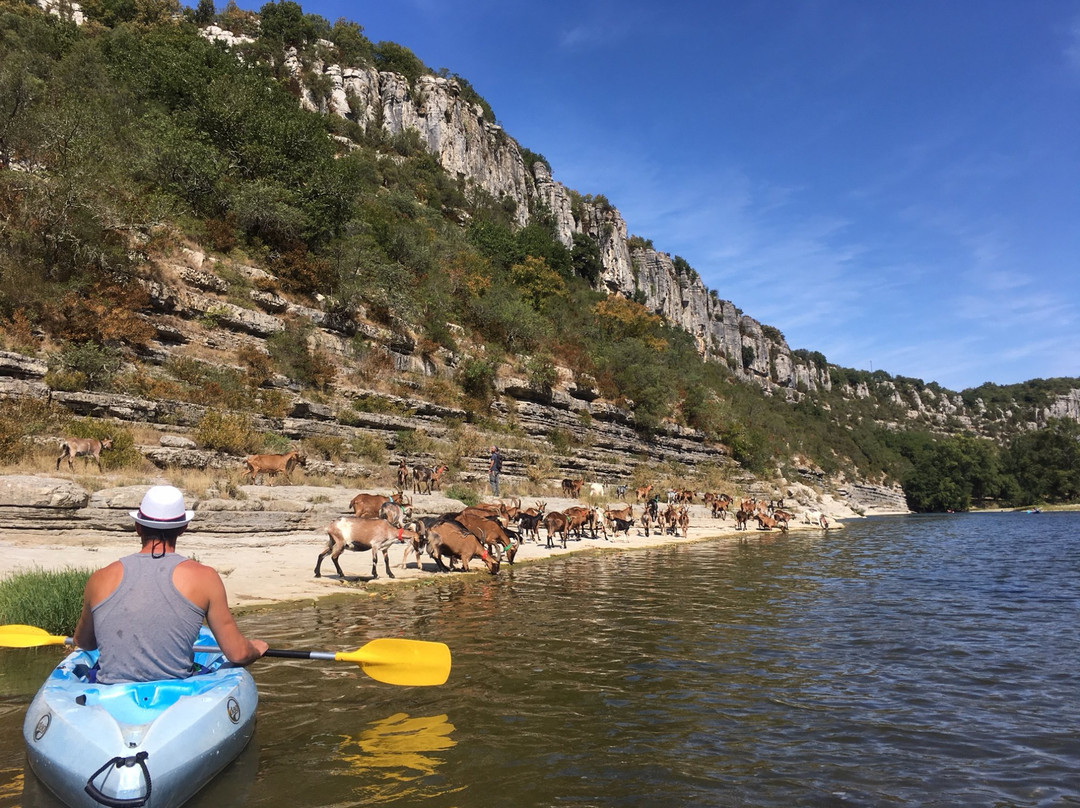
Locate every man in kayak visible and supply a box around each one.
[74,485,268,684]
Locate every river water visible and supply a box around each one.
[1,513,1078,807]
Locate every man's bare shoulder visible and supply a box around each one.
[174,557,226,592]
[88,560,124,585]
[84,560,124,603]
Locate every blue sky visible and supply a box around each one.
[254,0,1079,392]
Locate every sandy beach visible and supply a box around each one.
[0,491,852,612]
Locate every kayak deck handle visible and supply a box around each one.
[84,751,152,808]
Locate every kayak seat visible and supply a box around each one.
[79,679,225,726]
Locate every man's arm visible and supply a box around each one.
[73,590,97,650]
[190,564,268,665]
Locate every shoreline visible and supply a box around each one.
[0,494,857,611]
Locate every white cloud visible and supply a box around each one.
[1065,14,1080,75]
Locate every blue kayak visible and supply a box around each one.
[23,627,257,808]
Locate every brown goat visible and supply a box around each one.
[755,511,786,532]
[350,491,410,518]
[412,464,448,495]
[56,437,112,472]
[561,478,584,498]
[427,520,499,574]
[451,511,519,565]
[243,450,305,485]
[564,506,605,540]
[543,511,569,549]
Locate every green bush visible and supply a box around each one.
[444,484,477,507]
[48,343,122,391]
[259,432,294,454]
[0,398,58,464]
[394,429,432,456]
[458,357,496,402]
[304,435,346,461]
[547,428,572,455]
[194,411,260,454]
[349,433,386,464]
[266,320,336,390]
[0,567,93,636]
[524,354,557,392]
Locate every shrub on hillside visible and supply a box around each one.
[266,320,336,390]
[394,429,432,456]
[349,433,386,465]
[458,357,496,403]
[0,399,59,464]
[46,342,122,392]
[443,484,477,507]
[304,435,347,461]
[194,411,259,454]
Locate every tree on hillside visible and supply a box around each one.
[258,0,324,48]
[192,0,215,25]
[903,435,1010,512]
[1005,418,1080,504]
[571,232,603,284]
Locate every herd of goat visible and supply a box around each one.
[50,439,830,581]
[313,471,831,581]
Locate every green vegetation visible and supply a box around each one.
[875,417,1080,512]
[0,567,92,636]
[0,0,1075,512]
[1004,418,1080,505]
[194,411,260,454]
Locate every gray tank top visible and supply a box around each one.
[91,553,205,684]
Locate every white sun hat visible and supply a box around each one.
[130,485,194,529]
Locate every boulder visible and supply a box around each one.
[0,476,89,508]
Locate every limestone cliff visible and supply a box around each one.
[278,50,1080,438]
[279,51,839,393]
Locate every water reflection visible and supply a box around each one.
[338,712,456,779]
[0,770,21,804]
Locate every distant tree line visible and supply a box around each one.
[892,419,1080,511]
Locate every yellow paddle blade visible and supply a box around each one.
[337,639,452,687]
[0,624,72,648]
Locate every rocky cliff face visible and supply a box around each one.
[284,52,837,393]
[284,55,1080,438]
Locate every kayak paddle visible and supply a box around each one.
[0,625,451,687]
[255,639,452,687]
[0,624,72,648]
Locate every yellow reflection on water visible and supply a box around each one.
[0,769,23,802]
[338,712,456,782]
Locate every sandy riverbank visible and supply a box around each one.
[0,493,860,611]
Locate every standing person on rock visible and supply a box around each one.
[488,445,504,497]
[73,485,267,684]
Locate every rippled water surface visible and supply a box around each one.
[2,513,1079,807]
